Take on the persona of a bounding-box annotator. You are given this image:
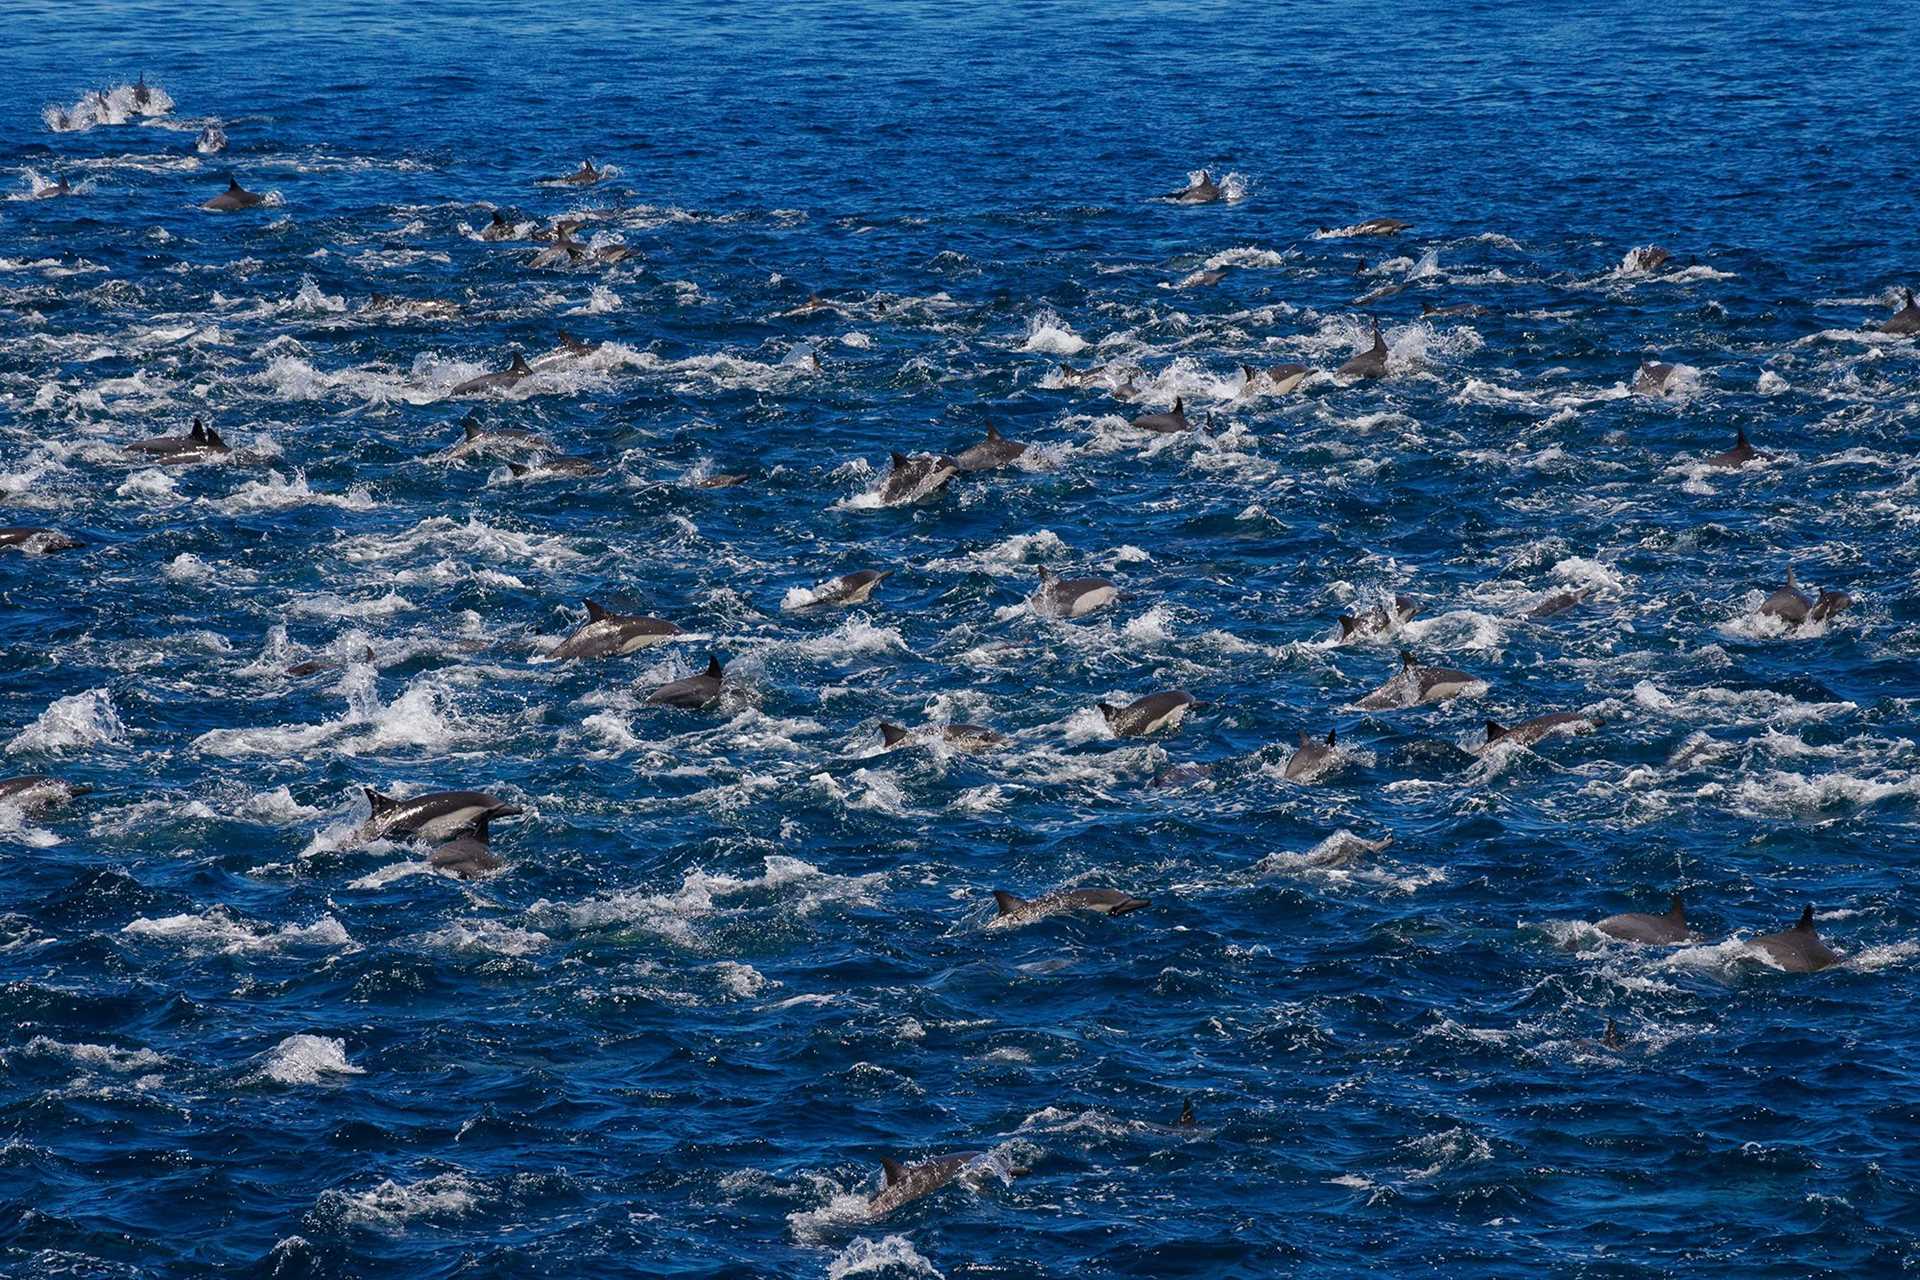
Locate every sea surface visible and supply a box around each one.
[4,3,1920,1276]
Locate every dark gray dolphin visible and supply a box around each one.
[879,722,1008,753]
[1168,171,1222,204]
[0,526,84,554]
[1747,905,1838,973]
[357,788,522,844]
[1624,246,1671,273]
[645,655,725,709]
[480,210,518,241]
[1099,690,1202,736]
[1597,895,1689,945]
[1705,427,1762,468]
[0,775,92,811]
[543,159,604,186]
[1761,568,1850,628]
[548,329,601,360]
[506,456,603,481]
[1480,712,1599,751]
[1178,1098,1197,1127]
[1284,729,1339,782]
[285,645,375,677]
[445,414,553,460]
[1337,595,1419,640]
[693,472,749,489]
[1527,588,1589,619]
[878,452,959,505]
[546,600,683,661]
[1634,360,1681,396]
[1337,321,1388,378]
[1129,397,1192,433]
[1241,362,1311,396]
[1030,565,1118,619]
[953,424,1027,472]
[36,174,73,199]
[1356,651,1482,710]
[800,569,889,608]
[125,417,231,465]
[1877,289,1919,335]
[449,352,533,397]
[202,175,264,212]
[428,813,504,880]
[990,886,1150,925]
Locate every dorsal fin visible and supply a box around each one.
[881,1158,907,1186]
[1485,720,1508,743]
[1178,1098,1196,1126]
[1297,731,1309,747]
[584,600,609,622]
[463,418,481,441]
[363,787,395,815]
[1241,364,1255,381]
[1420,300,1435,315]
[1371,320,1385,349]
[204,426,226,449]
[879,722,910,747]
[1796,905,1815,932]
[463,812,494,843]
[508,353,531,376]
[1668,895,1685,922]
[491,210,507,225]
[189,420,206,443]
[992,890,1026,916]
[1325,728,1337,746]
[1037,565,1056,583]
[705,655,723,678]
[1097,703,1120,722]
[890,451,908,468]
[1786,566,1798,590]
[1735,427,1749,448]
[1400,650,1418,670]
[507,461,530,476]
[1171,396,1183,414]
[985,424,1001,441]
[227,176,242,192]
[1337,615,1358,638]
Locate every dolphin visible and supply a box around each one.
[1259,829,1394,873]
[1169,171,1222,204]
[202,175,264,212]
[0,526,84,554]
[0,775,92,811]
[1240,362,1311,396]
[1634,360,1681,396]
[1341,217,1411,236]
[506,457,604,481]
[547,601,683,661]
[449,353,533,396]
[285,645,375,677]
[1098,690,1202,736]
[878,452,959,505]
[693,472,749,489]
[1747,905,1838,973]
[1178,1098,1197,1127]
[1527,587,1589,619]
[545,330,602,361]
[480,210,518,241]
[1337,322,1388,378]
[645,655,725,709]
[125,417,231,465]
[1876,289,1919,335]
[798,569,889,608]
[1284,729,1339,782]
[1596,895,1689,945]
[1130,397,1192,433]
[1337,595,1419,641]
[544,159,604,186]
[879,722,1007,753]
[357,787,522,844]
[1149,763,1212,790]
[195,124,226,154]
[35,174,73,199]
[1356,651,1482,710]
[1030,565,1118,619]
[1624,246,1671,273]
[1183,267,1229,288]
[365,293,462,321]
[1480,712,1599,751]
[428,813,504,880]
[445,414,553,460]
[990,886,1150,925]
[868,1154,985,1218]
[1705,427,1762,468]
[1419,299,1490,319]
[1760,568,1849,628]
[953,424,1027,472]
[132,73,152,109]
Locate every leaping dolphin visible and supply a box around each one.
[546,601,684,661]
[795,569,889,608]
[202,175,264,212]
[990,886,1150,925]
[1746,905,1838,973]
[357,788,522,844]
[1029,566,1118,619]
[1129,397,1193,433]
[1098,690,1202,736]
[1337,595,1419,640]
[1624,246,1671,273]
[1759,568,1850,628]
[1596,895,1689,945]
[868,1153,997,1218]
[444,414,554,460]
[1240,362,1311,396]
[480,210,518,241]
[1479,712,1599,751]
[1168,171,1222,204]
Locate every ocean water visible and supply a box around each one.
[4,3,1920,1276]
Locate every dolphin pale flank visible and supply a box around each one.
[878,452,959,505]
[1596,895,1689,945]
[1634,360,1682,396]
[0,526,85,554]
[953,424,1027,472]
[879,722,1007,753]
[546,601,683,661]
[1130,397,1192,433]
[645,655,726,709]
[1029,565,1118,619]
[1479,712,1599,751]
[1337,321,1388,378]
[1705,427,1761,468]
[1337,595,1418,640]
[796,569,890,608]
[357,788,522,844]
[1284,729,1339,782]
[1877,288,1920,335]
[0,776,92,812]
[1356,651,1482,710]
[428,813,505,880]
[1761,568,1850,628]
[449,352,534,396]
[202,175,265,212]
[1168,171,1222,204]
[990,886,1150,925]
[125,417,232,465]
[1747,905,1838,973]
[1241,362,1311,396]
[1098,690,1202,736]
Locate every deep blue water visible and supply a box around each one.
[4,3,1920,1276]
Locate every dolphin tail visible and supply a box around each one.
[991,890,1027,916]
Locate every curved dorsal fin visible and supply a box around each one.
[1735,427,1749,448]
[508,353,531,375]
[1400,650,1418,670]
[584,600,608,622]
[1485,720,1508,743]
[463,417,481,441]
[985,424,1001,441]
[1668,895,1685,922]
[992,889,1025,916]
[879,722,909,747]
[507,461,530,477]
[881,1158,907,1186]
[1337,615,1358,638]
[204,426,226,449]
[1171,396,1183,414]
[1325,728,1337,746]
[364,787,395,814]
[228,176,242,192]
[890,451,908,468]
[189,420,207,443]
[705,655,723,678]
[1796,905,1815,932]
[1097,702,1120,722]
[1178,1098,1196,1126]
